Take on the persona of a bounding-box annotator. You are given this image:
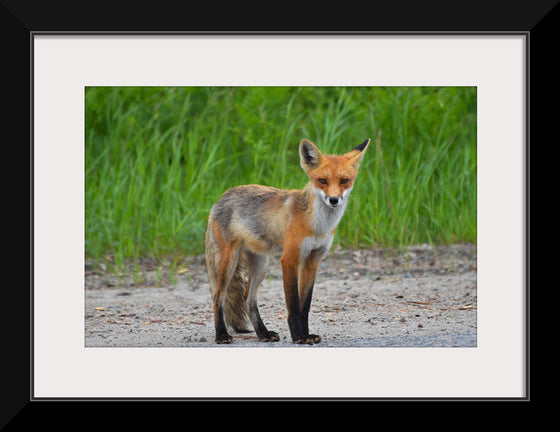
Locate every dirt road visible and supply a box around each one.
[85,244,476,347]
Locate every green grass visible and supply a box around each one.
[85,86,476,268]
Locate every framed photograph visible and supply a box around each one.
[33,33,524,397]
[6,0,546,420]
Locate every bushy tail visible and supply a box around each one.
[204,225,251,333]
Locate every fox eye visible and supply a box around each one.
[318,178,327,185]
[340,178,349,184]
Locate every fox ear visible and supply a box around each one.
[344,138,370,168]
[299,139,324,173]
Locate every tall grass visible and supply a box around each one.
[85,87,476,267]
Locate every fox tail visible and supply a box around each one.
[204,226,251,333]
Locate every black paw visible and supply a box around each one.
[308,334,321,344]
[215,333,233,344]
[294,334,321,345]
[258,331,280,342]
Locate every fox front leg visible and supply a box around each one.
[280,250,318,345]
[298,255,322,344]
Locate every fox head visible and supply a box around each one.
[299,138,370,209]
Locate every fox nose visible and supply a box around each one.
[328,197,340,206]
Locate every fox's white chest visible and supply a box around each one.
[300,233,334,262]
[300,196,347,261]
[311,194,347,235]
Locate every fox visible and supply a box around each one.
[204,138,370,344]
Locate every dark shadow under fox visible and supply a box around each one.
[204,138,370,344]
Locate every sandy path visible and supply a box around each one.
[85,244,477,347]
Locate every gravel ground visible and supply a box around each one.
[85,244,477,348]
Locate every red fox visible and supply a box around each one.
[204,138,370,344]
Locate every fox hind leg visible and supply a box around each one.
[213,244,241,344]
[205,224,230,343]
[245,251,279,342]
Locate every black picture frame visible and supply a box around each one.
[4,0,551,425]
